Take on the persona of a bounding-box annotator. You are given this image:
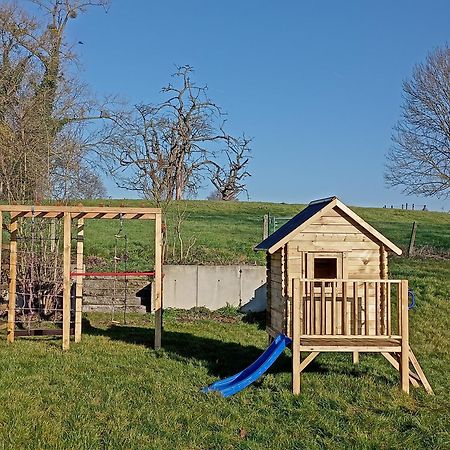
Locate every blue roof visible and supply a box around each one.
[254,197,336,252]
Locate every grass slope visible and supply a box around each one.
[77,200,450,267]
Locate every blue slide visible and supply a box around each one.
[202,333,292,397]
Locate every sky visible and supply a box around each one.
[61,0,449,211]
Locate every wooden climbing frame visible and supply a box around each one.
[0,205,163,351]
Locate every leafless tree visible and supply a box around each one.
[0,0,108,203]
[385,45,450,198]
[206,134,251,200]
[95,65,252,207]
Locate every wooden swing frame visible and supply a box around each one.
[0,205,163,350]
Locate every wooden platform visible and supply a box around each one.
[298,335,401,352]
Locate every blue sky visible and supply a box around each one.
[64,0,449,210]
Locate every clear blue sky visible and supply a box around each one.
[65,0,450,210]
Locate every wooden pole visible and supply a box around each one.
[292,278,302,395]
[407,222,417,257]
[74,218,84,343]
[0,213,2,306]
[154,212,163,350]
[62,213,71,351]
[7,215,18,344]
[400,280,409,393]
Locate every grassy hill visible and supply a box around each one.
[71,199,450,269]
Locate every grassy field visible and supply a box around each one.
[77,200,450,268]
[0,200,449,448]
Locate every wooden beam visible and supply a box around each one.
[154,212,163,349]
[0,213,2,301]
[62,213,71,351]
[409,348,434,395]
[400,280,409,393]
[0,205,161,216]
[381,352,420,388]
[7,216,18,344]
[292,278,302,394]
[299,351,319,373]
[74,218,84,343]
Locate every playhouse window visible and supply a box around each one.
[314,258,337,279]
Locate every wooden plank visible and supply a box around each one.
[7,216,17,344]
[364,282,369,335]
[375,281,380,335]
[154,212,163,350]
[292,278,301,395]
[381,352,420,388]
[299,351,320,372]
[0,205,160,215]
[310,281,315,335]
[292,233,374,243]
[74,218,84,343]
[62,213,72,350]
[353,282,358,335]
[387,282,392,335]
[342,281,348,335]
[321,281,326,334]
[409,348,434,395]
[331,281,336,334]
[400,280,409,393]
[299,345,402,352]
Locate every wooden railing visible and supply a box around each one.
[291,279,409,338]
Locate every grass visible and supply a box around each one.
[0,200,449,448]
[0,257,449,449]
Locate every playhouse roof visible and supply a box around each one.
[255,196,402,255]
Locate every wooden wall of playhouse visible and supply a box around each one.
[267,206,389,337]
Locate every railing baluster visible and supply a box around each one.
[343,281,348,335]
[387,281,392,336]
[353,282,358,335]
[321,281,326,335]
[331,281,336,335]
[364,281,369,335]
[375,281,380,335]
[309,281,312,335]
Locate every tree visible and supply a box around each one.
[0,0,108,203]
[206,134,251,201]
[96,65,252,207]
[385,45,450,198]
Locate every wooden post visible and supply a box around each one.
[407,222,417,257]
[400,280,409,393]
[380,246,388,335]
[74,218,84,343]
[62,213,71,351]
[7,215,18,344]
[154,212,163,350]
[263,213,269,240]
[292,278,302,395]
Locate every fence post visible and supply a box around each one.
[263,214,269,240]
[292,278,302,395]
[400,280,409,393]
[407,222,417,257]
[7,215,18,344]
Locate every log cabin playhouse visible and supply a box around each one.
[255,197,432,395]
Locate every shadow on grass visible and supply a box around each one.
[82,319,396,387]
[83,318,291,378]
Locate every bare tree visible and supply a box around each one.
[0,0,108,203]
[96,65,252,207]
[206,134,251,201]
[385,45,450,198]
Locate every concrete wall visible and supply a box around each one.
[163,265,267,312]
[0,265,267,313]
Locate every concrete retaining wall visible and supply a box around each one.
[163,265,267,312]
[81,265,267,313]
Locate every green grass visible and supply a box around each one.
[0,200,449,448]
[63,200,450,267]
[0,256,449,449]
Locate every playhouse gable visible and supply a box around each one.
[255,197,402,256]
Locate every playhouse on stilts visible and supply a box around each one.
[255,196,433,395]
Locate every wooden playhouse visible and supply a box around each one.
[255,196,432,395]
